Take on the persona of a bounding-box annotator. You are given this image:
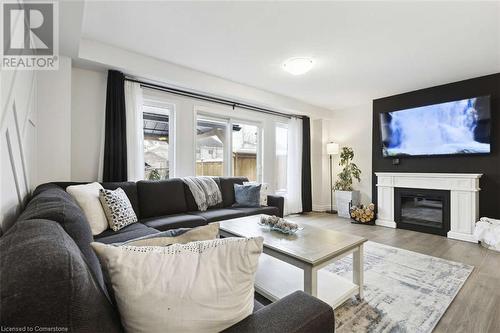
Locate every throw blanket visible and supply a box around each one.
[182,177,223,211]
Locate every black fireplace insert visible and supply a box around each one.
[394,187,450,236]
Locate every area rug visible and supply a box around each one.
[325,241,473,333]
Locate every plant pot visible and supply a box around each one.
[335,190,360,218]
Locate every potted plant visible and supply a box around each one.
[334,146,362,218]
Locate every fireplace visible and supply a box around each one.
[394,188,450,236]
[375,173,481,242]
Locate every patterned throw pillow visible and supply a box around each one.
[99,188,138,231]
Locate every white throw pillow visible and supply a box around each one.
[244,181,269,206]
[67,182,108,235]
[91,237,263,333]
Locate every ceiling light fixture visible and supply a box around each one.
[282,57,314,75]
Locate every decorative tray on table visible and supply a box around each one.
[258,215,303,235]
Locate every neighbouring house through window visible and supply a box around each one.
[232,122,259,181]
[196,116,227,177]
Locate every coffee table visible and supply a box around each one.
[218,215,367,309]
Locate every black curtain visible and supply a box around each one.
[301,116,312,212]
[103,70,127,182]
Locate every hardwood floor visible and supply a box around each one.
[287,212,500,333]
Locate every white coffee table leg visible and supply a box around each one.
[353,244,364,300]
[303,265,318,297]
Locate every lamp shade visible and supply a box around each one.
[326,142,339,155]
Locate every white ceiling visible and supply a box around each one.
[81,1,500,110]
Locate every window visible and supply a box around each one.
[196,116,227,176]
[143,104,173,180]
[232,122,259,181]
[275,123,288,192]
[195,112,262,179]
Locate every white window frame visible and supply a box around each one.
[142,90,176,178]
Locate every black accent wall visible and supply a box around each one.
[372,73,500,218]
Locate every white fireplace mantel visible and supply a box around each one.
[375,172,482,243]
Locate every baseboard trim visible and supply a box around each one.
[447,231,477,243]
[313,204,335,212]
[376,219,396,228]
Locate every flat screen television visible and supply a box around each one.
[380,95,491,157]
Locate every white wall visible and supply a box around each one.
[71,67,107,181]
[78,39,333,120]
[324,103,373,206]
[311,119,333,211]
[1,71,38,233]
[37,56,73,184]
[0,9,41,232]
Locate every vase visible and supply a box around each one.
[335,190,360,218]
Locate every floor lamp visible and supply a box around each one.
[326,142,339,214]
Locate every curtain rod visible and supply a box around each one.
[125,77,303,119]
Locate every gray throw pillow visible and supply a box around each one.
[233,184,261,208]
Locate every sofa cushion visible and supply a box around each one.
[91,237,263,333]
[244,182,270,206]
[184,182,199,212]
[219,177,248,207]
[102,182,140,216]
[18,184,107,295]
[99,187,138,231]
[0,219,122,332]
[233,183,262,208]
[94,223,159,244]
[188,208,246,223]
[137,179,188,218]
[232,206,280,217]
[142,214,208,231]
[66,182,109,235]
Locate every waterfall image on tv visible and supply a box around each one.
[380,96,491,157]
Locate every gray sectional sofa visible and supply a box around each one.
[0,177,335,332]
[52,177,284,243]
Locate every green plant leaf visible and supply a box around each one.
[334,146,362,191]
